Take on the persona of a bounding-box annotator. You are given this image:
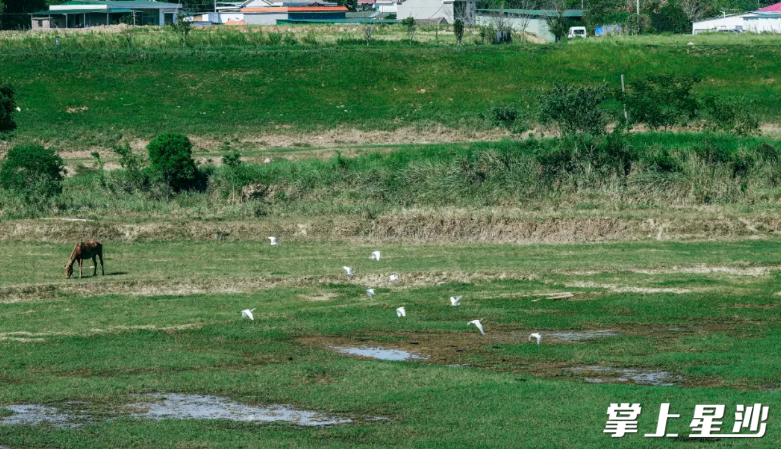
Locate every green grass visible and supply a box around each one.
[2,238,781,447]
[1,40,780,150]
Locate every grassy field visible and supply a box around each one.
[1,33,780,151]
[3,25,781,448]
[1,238,781,447]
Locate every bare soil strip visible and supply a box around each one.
[2,214,780,244]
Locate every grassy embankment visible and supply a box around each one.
[0,37,780,151]
[2,238,781,448]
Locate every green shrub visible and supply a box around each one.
[0,144,64,199]
[110,142,149,192]
[0,81,16,134]
[645,148,682,173]
[701,95,760,137]
[623,74,700,130]
[538,83,610,135]
[146,133,200,191]
[694,140,734,165]
[491,107,517,127]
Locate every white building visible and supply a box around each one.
[32,0,182,29]
[691,13,752,33]
[396,0,476,24]
[692,2,781,34]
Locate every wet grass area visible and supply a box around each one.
[2,239,781,447]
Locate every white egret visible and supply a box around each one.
[370,251,381,261]
[268,237,278,246]
[389,274,399,282]
[396,306,406,317]
[263,158,272,164]
[529,333,541,344]
[467,320,484,335]
[436,282,446,286]
[366,289,375,298]
[343,266,354,276]
[241,309,256,321]
[450,296,462,306]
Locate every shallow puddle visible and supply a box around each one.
[0,405,79,428]
[331,346,428,361]
[549,330,617,341]
[129,394,352,426]
[565,366,680,386]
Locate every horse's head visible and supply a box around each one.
[65,264,73,279]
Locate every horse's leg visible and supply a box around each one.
[79,258,83,279]
[92,256,97,276]
[98,249,104,275]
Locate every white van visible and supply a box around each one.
[567,26,587,38]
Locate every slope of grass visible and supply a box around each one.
[1,42,780,149]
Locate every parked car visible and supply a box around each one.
[568,26,587,38]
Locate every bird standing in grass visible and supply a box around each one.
[529,333,541,344]
[468,320,484,335]
[344,266,354,276]
[396,307,406,317]
[268,237,278,246]
[366,289,375,298]
[370,251,381,261]
[241,309,256,321]
[450,296,462,306]
[389,274,399,282]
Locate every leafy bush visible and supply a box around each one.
[0,144,64,199]
[537,131,634,178]
[650,5,690,34]
[645,148,682,173]
[701,95,760,137]
[146,133,201,191]
[0,81,16,134]
[694,140,734,165]
[110,142,149,192]
[623,74,700,130]
[491,107,517,127]
[538,83,610,135]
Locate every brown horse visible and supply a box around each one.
[65,241,105,279]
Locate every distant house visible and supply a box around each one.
[31,1,182,29]
[241,0,347,24]
[475,8,583,42]
[692,2,781,34]
[396,0,476,25]
[358,0,398,14]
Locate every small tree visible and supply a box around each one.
[517,0,536,43]
[147,133,200,191]
[454,19,464,44]
[545,9,569,42]
[402,17,416,43]
[0,81,16,134]
[0,145,64,200]
[173,12,192,48]
[221,147,243,203]
[538,83,611,135]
